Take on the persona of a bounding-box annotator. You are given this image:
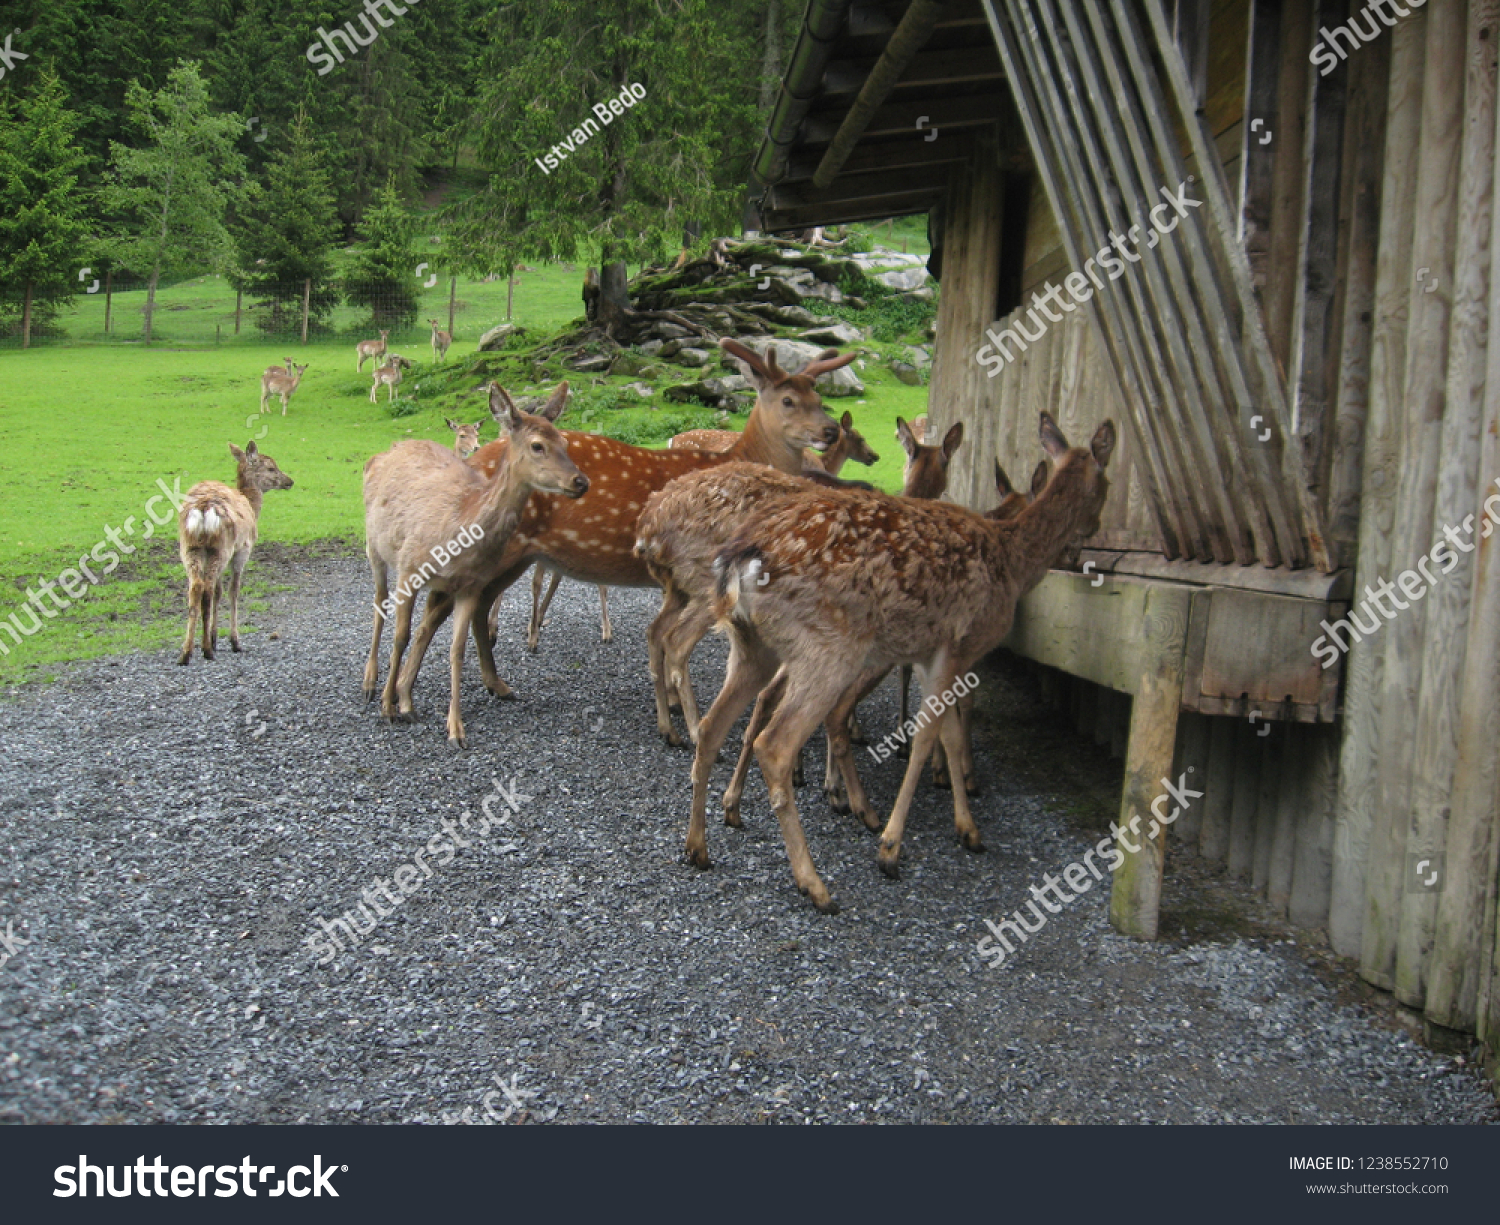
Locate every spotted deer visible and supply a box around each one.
[356,329,390,373]
[395,341,854,710]
[176,442,294,665]
[428,319,452,364]
[684,414,1115,912]
[527,567,612,650]
[362,383,586,746]
[370,354,410,403]
[446,417,483,458]
[260,363,308,415]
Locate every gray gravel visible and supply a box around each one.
[0,549,1495,1125]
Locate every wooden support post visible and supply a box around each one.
[1252,728,1282,893]
[235,288,242,336]
[1196,716,1237,862]
[1227,720,1261,879]
[104,270,112,335]
[448,275,457,337]
[300,279,311,345]
[1170,713,1209,849]
[1109,585,1191,940]
[1290,723,1339,929]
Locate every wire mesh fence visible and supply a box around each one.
[0,276,470,350]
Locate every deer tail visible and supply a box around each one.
[712,542,764,625]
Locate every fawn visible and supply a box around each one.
[370,354,410,403]
[356,330,390,373]
[428,319,452,363]
[259,363,308,415]
[176,442,294,665]
[262,357,294,378]
[684,413,1114,912]
[446,417,483,458]
[394,341,853,710]
[362,383,586,746]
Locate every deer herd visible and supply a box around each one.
[187,334,1114,913]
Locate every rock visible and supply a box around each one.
[674,346,712,367]
[567,353,612,373]
[800,322,864,346]
[623,382,654,399]
[610,349,656,376]
[890,360,923,386]
[477,323,526,352]
[657,339,682,359]
[653,323,692,339]
[639,339,664,356]
[876,266,929,292]
[665,378,752,409]
[845,295,867,310]
[905,346,932,368]
[768,270,846,307]
[741,302,824,327]
[900,285,936,302]
[722,336,864,397]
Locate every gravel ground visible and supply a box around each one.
[0,548,1495,1126]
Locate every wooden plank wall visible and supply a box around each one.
[924,0,1500,1051]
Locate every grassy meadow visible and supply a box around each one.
[0,220,934,683]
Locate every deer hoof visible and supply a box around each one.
[202,648,215,662]
[685,845,712,870]
[662,729,683,748]
[176,653,191,666]
[962,831,986,853]
[877,844,901,878]
[801,886,840,915]
[854,806,881,833]
[722,799,742,828]
[824,787,850,815]
[230,641,242,654]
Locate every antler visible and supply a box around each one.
[800,348,857,379]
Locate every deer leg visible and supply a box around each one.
[648,587,689,746]
[528,567,560,652]
[446,596,476,747]
[825,666,888,831]
[202,575,220,660]
[666,600,715,743]
[226,554,247,652]
[956,689,979,795]
[472,567,528,697]
[723,674,785,828]
[598,586,611,642]
[398,588,455,716]
[364,558,389,700]
[875,696,948,879]
[178,578,200,665]
[380,587,417,721]
[937,698,984,852]
[687,641,776,869]
[896,664,914,757]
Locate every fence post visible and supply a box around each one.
[235,288,242,335]
[216,324,221,346]
[507,268,515,321]
[104,270,113,335]
[301,279,311,344]
[448,275,456,337]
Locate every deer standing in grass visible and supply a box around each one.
[263,357,294,378]
[356,329,390,373]
[684,414,1114,912]
[370,354,410,403]
[428,319,452,363]
[362,383,586,746]
[393,341,853,713]
[260,363,308,415]
[447,417,483,458]
[176,442,294,665]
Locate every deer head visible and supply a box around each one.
[721,339,848,454]
[489,384,587,499]
[1036,412,1115,544]
[897,416,964,499]
[837,411,880,465]
[446,417,483,458]
[229,440,294,491]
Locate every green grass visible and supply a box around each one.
[0,224,934,684]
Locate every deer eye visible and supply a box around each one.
[782,396,794,408]
[530,441,545,454]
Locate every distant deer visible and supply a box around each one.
[393,341,853,711]
[370,354,411,403]
[262,357,294,378]
[446,417,483,458]
[356,329,390,373]
[362,383,586,745]
[683,414,1115,911]
[176,442,294,665]
[898,415,963,498]
[260,363,308,415]
[428,319,452,364]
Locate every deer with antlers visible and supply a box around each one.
[259,363,308,416]
[428,319,452,364]
[176,442,294,665]
[362,383,586,746]
[389,341,854,717]
[682,413,1114,912]
[357,329,390,373]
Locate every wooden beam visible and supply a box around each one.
[761,190,943,231]
[822,45,1003,95]
[1237,0,1281,296]
[783,132,972,181]
[769,164,956,210]
[801,91,1010,142]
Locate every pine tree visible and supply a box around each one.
[0,69,94,347]
[103,61,247,342]
[232,107,340,335]
[342,175,421,331]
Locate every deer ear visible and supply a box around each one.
[444,417,459,430]
[840,410,853,429]
[540,381,570,422]
[942,422,964,460]
[1030,459,1049,498]
[993,459,1014,498]
[896,417,916,458]
[488,382,518,423]
[1091,420,1117,470]
[229,443,246,461]
[1039,412,1070,460]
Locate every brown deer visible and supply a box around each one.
[669,428,738,451]
[683,414,1114,911]
[446,417,483,458]
[356,329,390,373]
[898,415,963,498]
[362,383,586,746]
[262,357,294,378]
[526,568,611,650]
[671,413,879,478]
[428,319,452,364]
[370,354,410,403]
[176,442,294,665]
[260,363,309,415]
[395,341,854,709]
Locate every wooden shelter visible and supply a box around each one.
[751,0,1500,1067]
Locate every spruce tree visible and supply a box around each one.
[342,175,421,331]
